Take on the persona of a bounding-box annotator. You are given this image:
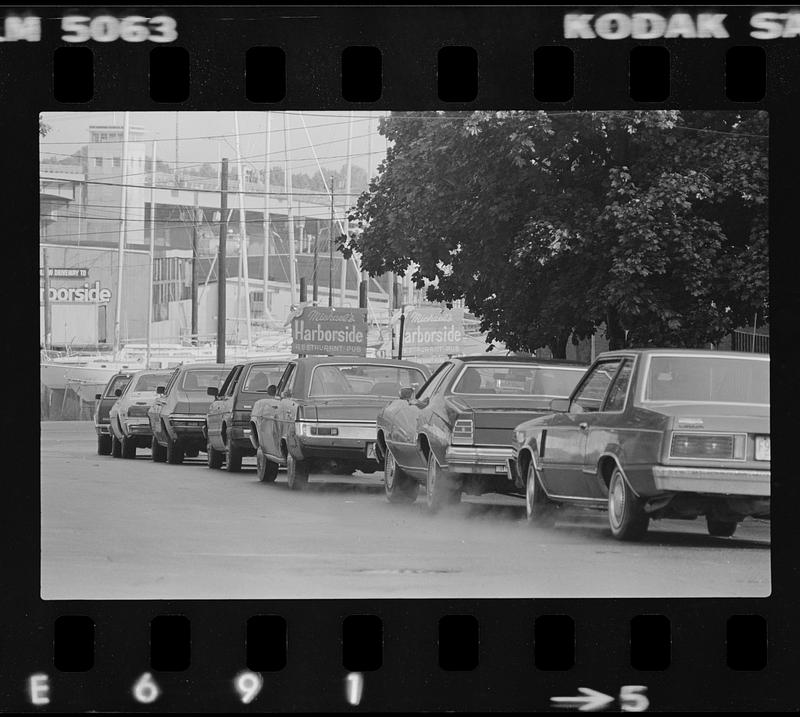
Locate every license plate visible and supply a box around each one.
[366,443,376,460]
[755,435,770,461]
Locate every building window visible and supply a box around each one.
[94,157,103,168]
[113,157,121,168]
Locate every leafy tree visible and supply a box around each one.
[344,110,768,357]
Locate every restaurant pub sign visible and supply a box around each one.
[291,306,368,357]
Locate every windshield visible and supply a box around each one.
[180,369,230,392]
[133,372,172,392]
[242,363,287,392]
[644,355,769,405]
[309,364,426,398]
[452,364,584,396]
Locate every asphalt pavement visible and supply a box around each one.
[40,421,771,600]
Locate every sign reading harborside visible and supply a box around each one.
[291,306,368,356]
[402,306,464,357]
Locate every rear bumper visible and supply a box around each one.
[652,466,770,497]
[167,416,207,439]
[445,446,514,475]
[95,424,111,435]
[122,418,152,436]
[228,426,257,454]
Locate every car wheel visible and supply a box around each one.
[225,442,243,472]
[207,441,224,469]
[286,453,309,491]
[111,434,122,458]
[121,435,136,459]
[607,467,649,541]
[97,434,112,456]
[525,461,556,527]
[151,436,167,462]
[384,448,418,504]
[166,438,184,465]
[706,516,738,537]
[256,447,279,483]
[425,452,461,513]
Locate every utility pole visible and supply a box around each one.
[262,112,272,326]
[191,191,199,345]
[217,158,229,363]
[328,176,335,307]
[284,113,297,307]
[112,111,130,359]
[146,138,157,368]
[340,110,354,304]
[312,215,319,305]
[41,240,51,349]
[234,111,252,346]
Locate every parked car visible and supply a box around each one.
[376,356,586,510]
[108,369,173,459]
[148,363,232,464]
[93,372,135,456]
[249,357,429,488]
[509,349,770,540]
[205,359,290,471]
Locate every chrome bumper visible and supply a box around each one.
[96,424,110,435]
[653,466,770,497]
[123,419,152,434]
[297,421,376,441]
[445,446,514,475]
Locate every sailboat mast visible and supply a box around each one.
[234,112,252,346]
[112,111,130,358]
[146,138,157,369]
[284,112,297,308]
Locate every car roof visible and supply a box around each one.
[295,356,428,369]
[454,354,586,367]
[597,348,769,360]
[175,362,235,371]
[235,358,292,367]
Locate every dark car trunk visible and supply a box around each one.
[309,396,391,422]
[181,391,217,415]
[451,395,555,446]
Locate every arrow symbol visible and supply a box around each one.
[551,687,614,712]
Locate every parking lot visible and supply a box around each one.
[41,421,770,600]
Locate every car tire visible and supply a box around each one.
[207,441,224,469]
[607,467,649,541]
[384,448,419,504]
[706,516,738,537]
[121,435,136,459]
[225,443,243,472]
[525,461,557,527]
[425,452,461,513]
[286,453,309,491]
[97,434,112,456]
[166,437,184,465]
[256,447,279,483]
[151,436,167,462]
[111,434,122,458]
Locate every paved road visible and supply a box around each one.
[41,421,770,600]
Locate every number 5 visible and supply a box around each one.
[619,685,649,712]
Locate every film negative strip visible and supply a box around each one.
[4,3,797,712]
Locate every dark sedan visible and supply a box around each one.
[205,359,289,471]
[93,372,134,456]
[509,349,770,540]
[376,356,586,511]
[148,363,231,464]
[249,357,429,488]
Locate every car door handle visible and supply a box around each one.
[578,422,589,431]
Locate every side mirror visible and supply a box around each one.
[549,397,571,412]
[94,393,102,400]
[114,388,122,397]
[156,386,165,395]
[266,384,277,397]
[207,386,218,397]
[399,386,414,401]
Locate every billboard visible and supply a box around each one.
[401,306,464,357]
[291,306,368,356]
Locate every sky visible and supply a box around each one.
[40,110,391,182]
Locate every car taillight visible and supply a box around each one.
[670,433,744,460]
[452,418,474,446]
[127,405,150,417]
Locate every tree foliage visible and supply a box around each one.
[344,111,768,357]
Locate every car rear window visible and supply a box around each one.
[180,368,230,392]
[452,364,584,396]
[242,364,287,392]
[644,355,769,405]
[308,364,426,398]
[133,372,172,392]
[105,375,131,397]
